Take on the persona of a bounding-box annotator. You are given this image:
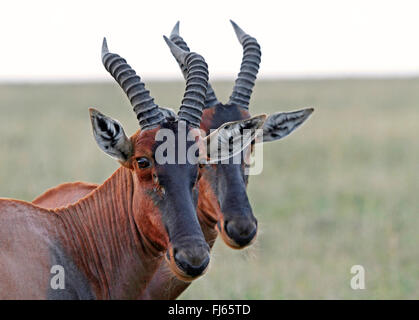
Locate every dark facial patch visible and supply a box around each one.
[199,104,256,237]
[150,121,205,246]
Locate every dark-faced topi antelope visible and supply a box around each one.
[0,36,265,299]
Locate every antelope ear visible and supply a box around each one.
[89,108,133,163]
[200,114,267,164]
[260,108,314,143]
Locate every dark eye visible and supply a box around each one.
[136,157,151,169]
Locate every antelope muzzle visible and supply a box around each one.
[218,215,258,249]
[166,240,210,281]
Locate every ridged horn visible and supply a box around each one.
[169,21,219,108]
[164,36,209,127]
[228,20,261,109]
[101,38,165,129]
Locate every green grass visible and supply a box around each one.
[0,79,418,299]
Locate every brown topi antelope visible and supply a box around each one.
[33,21,314,299]
[0,37,266,299]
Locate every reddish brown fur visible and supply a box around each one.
[1,166,164,299]
[54,167,166,299]
[129,129,169,250]
[33,182,97,208]
[200,108,216,132]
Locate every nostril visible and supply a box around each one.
[174,251,187,269]
[193,254,210,274]
[245,223,257,239]
[239,225,252,237]
[243,221,257,237]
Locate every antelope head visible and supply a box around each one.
[167,21,314,249]
[90,38,266,280]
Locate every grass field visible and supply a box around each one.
[0,79,418,299]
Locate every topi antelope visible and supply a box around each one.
[166,19,313,245]
[0,37,265,299]
[33,21,313,299]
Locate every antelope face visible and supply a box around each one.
[90,110,210,281]
[199,104,314,249]
[199,105,258,249]
[133,121,211,281]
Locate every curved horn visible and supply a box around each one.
[164,36,209,127]
[228,20,261,109]
[101,38,165,129]
[169,22,219,108]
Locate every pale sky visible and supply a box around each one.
[1,0,419,81]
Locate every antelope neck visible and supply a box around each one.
[54,167,163,299]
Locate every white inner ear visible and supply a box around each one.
[90,108,133,162]
[202,114,266,164]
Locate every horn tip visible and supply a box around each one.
[101,37,109,58]
[163,35,188,63]
[230,19,246,42]
[171,21,180,37]
[163,35,174,48]
[163,34,170,43]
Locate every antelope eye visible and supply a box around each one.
[136,157,151,169]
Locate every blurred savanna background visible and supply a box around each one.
[1,0,419,299]
[1,79,418,299]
